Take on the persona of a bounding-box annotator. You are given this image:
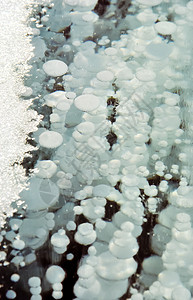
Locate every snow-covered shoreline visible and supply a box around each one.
[0,0,40,226]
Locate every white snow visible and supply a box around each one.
[0,0,40,226]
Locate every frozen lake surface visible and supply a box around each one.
[1,0,193,299]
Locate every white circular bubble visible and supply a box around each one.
[144,185,158,197]
[66,221,76,231]
[31,296,42,300]
[136,0,162,6]
[10,274,20,282]
[43,60,68,77]
[176,213,190,223]
[95,219,106,230]
[78,223,93,235]
[77,264,94,278]
[142,256,163,275]
[105,47,117,56]
[52,291,63,299]
[82,11,98,22]
[121,222,134,233]
[51,232,70,248]
[28,277,41,287]
[187,1,193,10]
[44,91,68,108]
[158,270,180,287]
[96,251,137,280]
[75,223,96,245]
[109,231,139,259]
[136,69,156,82]
[172,286,191,300]
[12,239,25,250]
[137,10,158,24]
[6,290,16,299]
[36,160,57,179]
[93,184,111,197]
[78,0,98,8]
[74,94,100,112]
[88,246,97,256]
[9,219,23,231]
[39,131,63,149]
[76,121,95,135]
[0,251,6,261]
[56,101,70,112]
[46,212,55,220]
[66,253,74,260]
[63,0,78,6]
[46,266,65,284]
[30,286,42,295]
[155,21,177,35]
[53,283,63,291]
[46,219,55,229]
[96,70,114,82]
[73,206,83,215]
